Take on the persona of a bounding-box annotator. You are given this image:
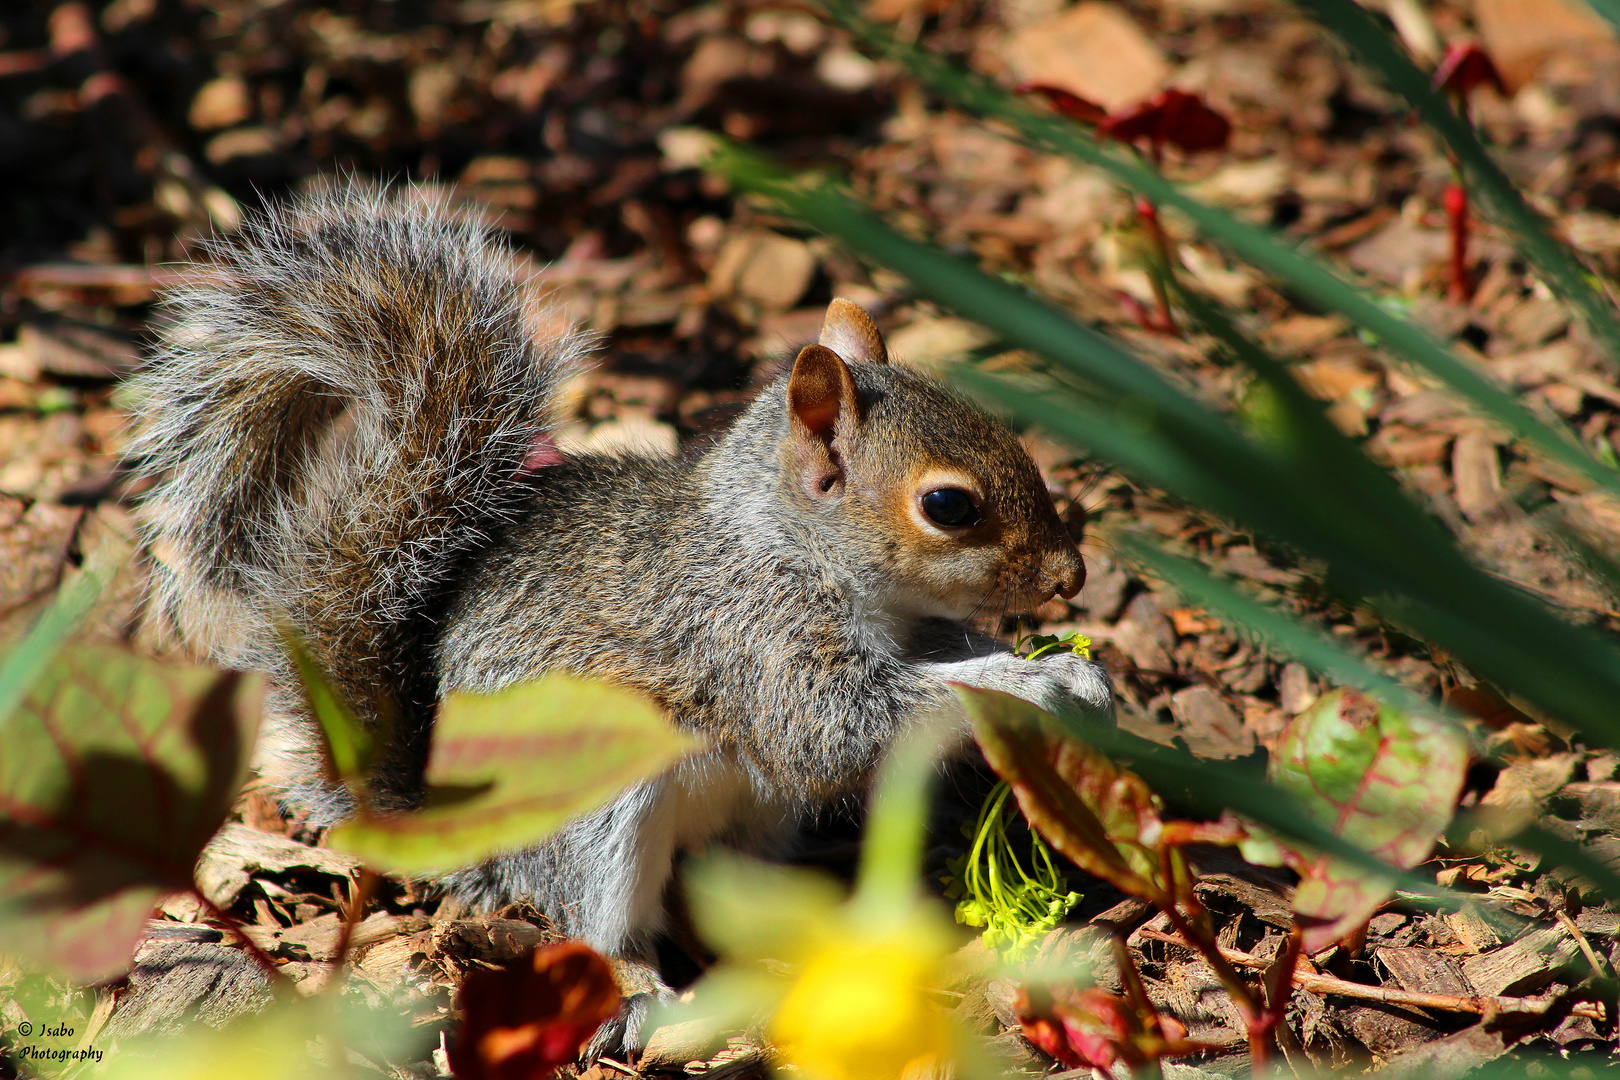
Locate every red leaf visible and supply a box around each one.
[1016,83,1109,126]
[1098,89,1231,155]
[452,941,621,1079]
[1017,984,1133,1070]
[957,686,1172,904]
[1432,43,1505,98]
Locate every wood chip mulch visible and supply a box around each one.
[5,0,1620,1074]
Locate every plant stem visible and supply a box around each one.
[1112,937,1168,1079]
[1172,910,1270,1067]
[1153,854,1263,1055]
[1136,196,1180,336]
[1445,180,1471,303]
[328,866,378,982]
[1156,850,1269,1066]
[192,887,288,986]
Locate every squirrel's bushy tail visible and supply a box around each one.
[130,184,588,804]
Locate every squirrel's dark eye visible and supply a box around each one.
[921,487,979,528]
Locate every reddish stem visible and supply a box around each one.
[1136,196,1180,337]
[327,867,378,984]
[1116,290,1161,333]
[1156,848,1275,1069]
[192,887,289,986]
[1112,938,1169,1080]
[1445,181,1472,303]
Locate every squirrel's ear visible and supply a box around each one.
[818,298,888,365]
[788,343,861,442]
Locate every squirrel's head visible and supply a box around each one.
[777,299,1084,622]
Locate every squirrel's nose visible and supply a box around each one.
[1046,548,1085,600]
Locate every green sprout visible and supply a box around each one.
[1021,630,1093,662]
[945,781,1082,958]
[944,629,1090,957]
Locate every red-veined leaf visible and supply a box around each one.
[329,674,704,874]
[955,685,1174,904]
[0,647,262,981]
[1250,689,1469,952]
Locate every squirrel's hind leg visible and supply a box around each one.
[585,955,669,1060]
[446,749,777,1054]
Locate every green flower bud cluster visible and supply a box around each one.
[1020,631,1092,663]
[942,630,1089,958]
[943,781,1082,959]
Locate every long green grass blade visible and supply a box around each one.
[1116,534,1441,725]
[993,347,1620,747]
[1172,286,1468,581]
[1500,821,1620,903]
[1584,0,1620,37]
[814,0,1620,501]
[1295,0,1620,361]
[1166,290,1620,739]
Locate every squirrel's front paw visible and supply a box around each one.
[930,650,1115,727]
[1039,651,1114,716]
[995,651,1114,720]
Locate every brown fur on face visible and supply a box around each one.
[777,323,1082,622]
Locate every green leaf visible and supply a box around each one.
[328,674,703,874]
[94,987,429,1080]
[1448,813,1620,905]
[276,620,375,786]
[0,647,263,982]
[1264,689,1469,952]
[0,563,103,733]
[956,685,1172,904]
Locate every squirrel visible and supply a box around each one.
[127,184,1113,1050]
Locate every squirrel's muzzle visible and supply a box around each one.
[1043,546,1085,601]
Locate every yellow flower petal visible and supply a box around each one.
[770,935,953,1080]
